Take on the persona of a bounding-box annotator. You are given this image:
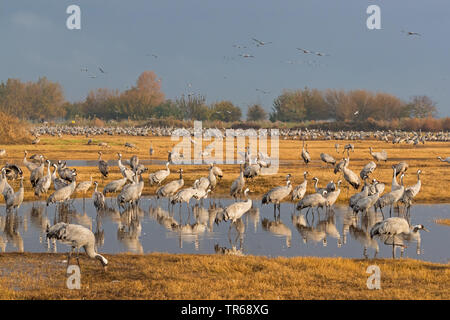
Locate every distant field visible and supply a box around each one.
[0,135,449,203]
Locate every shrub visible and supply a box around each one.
[0,111,32,144]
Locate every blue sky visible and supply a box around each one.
[1,0,449,116]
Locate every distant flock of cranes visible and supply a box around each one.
[1,139,448,269]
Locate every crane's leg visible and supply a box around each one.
[392,236,395,259]
[67,247,74,267]
[76,249,81,269]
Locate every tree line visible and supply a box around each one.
[0,71,440,123]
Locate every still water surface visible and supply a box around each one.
[0,198,448,262]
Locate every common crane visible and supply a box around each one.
[262,174,292,216]
[149,162,170,185]
[46,222,108,270]
[370,217,428,258]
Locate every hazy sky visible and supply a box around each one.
[1,1,449,116]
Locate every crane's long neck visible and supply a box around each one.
[314,179,318,190]
[84,243,108,266]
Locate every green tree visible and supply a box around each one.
[246,104,268,121]
[210,100,242,122]
[270,90,306,122]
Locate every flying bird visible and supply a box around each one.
[252,38,272,46]
[314,51,329,57]
[256,89,270,94]
[296,48,312,54]
[239,54,255,58]
[402,30,421,36]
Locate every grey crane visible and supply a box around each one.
[6,177,24,212]
[156,168,184,207]
[222,188,252,233]
[296,190,328,214]
[292,171,308,201]
[342,158,361,190]
[117,168,146,208]
[47,173,77,206]
[30,159,46,187]
[368,179,385,196]
[334,143,339,153]
[400,169,422,214]
[3,163,23,181]
[75,175,93,198]
[170,187,198,216]
[360,161,377,180]
[312,177,327,195]
[0,168,7,195]
[301,141,311,166]
[129,155,139,171]
[211,164,224,179]
[92,181,105,210]
[98,151,109,178]
[349,183,369,209]
[325,180,342,210]
[230,164,245,200]
[2,175,14,208]
[56,161,77,182]
[390,166,402,191]
[46,222,108,270]
[149,162,170,185]
[320,153,336,167]
[23,150,40,172]
[369,147,387,162]
[343,144,354,154]
[370,217,428,258]
[262,174,292,216]
[117,153,134,182]
[51,163,69,190]
[149,144,154,156]
[393,161,409,176]
[437,156,450,164]
[334,157,348,174]
[102,177,128,196]
[374,174,405,216]
[352,189,381,215]
[34,160,52,197]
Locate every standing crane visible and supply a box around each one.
[262,174,292,217]
[98,151,109,179]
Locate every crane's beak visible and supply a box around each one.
[422,227,430,232]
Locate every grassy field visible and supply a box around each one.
[0,252,449,300]
[0,135,449,203]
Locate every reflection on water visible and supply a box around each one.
[0,198,449,262]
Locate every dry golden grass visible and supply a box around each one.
[0,253,448,300]
[436,219,450,226]
[1,135,449,203]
